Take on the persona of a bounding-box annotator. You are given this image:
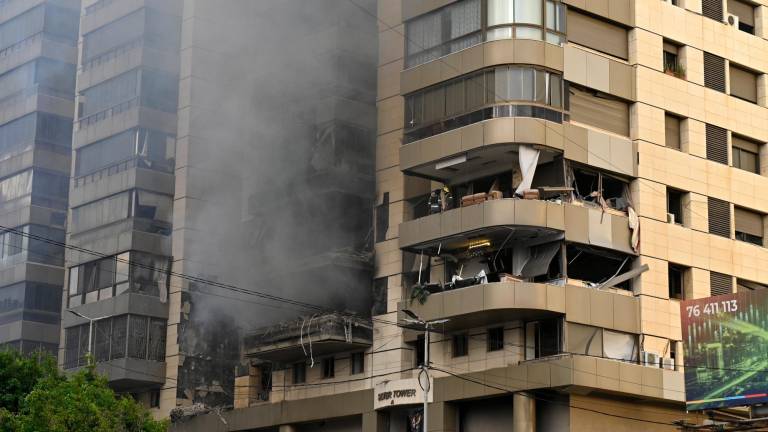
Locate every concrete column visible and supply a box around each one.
[279,425,297,432]
[756,6,768,39]
[513,393,536,432]
[362,411,387,432]
[427,401,457,432]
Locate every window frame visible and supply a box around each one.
[452,333,469,357]
[405,0,567,69]
[487,327,505,352]
[350,352,365,375]
[321,357,335,379]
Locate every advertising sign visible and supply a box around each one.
[681,289,768,410]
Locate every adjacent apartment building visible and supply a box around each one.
[0,0,78,355]
[174,0,768,431]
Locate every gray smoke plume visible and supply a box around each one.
[171,0,378,406]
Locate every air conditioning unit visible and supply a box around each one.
[661,357,676,370]
[667,213,676,224]
[726,14,739,28]
[641,351,661,368]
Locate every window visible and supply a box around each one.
[487,327,504,352]
[663,40,684,79]
[322,357,335,378]
[602,330,638,362]
[67,251,171,306]
[705,124,728,164]
[668,263,688,299]
[568,84,630,136]
[71,190,173,235]
[0,170,32,208]
[732,134,761,174]
[708,197,731,238]
[702,0,724,21]
[665,113,682,150]
[728,0,755,34]
[729,63,758,103]
[703,52,726,93]
[350,352,365,375]
[667,188,685,225]
[292,362,306,384]
[63,314,166,369]
[75,129,176,177]
[81,70,139,118]
[406,0,482,68]
[525,318,562,359]
[405,0,566,68]
[82,8,180,64]
[0,6,44,51]
[737,278,768,292]
[487,0,566,44]
[735,207,764,246]
[149,391,160,408]
[372,277,388,316]
[567,9,628,60]
[710,272,733,296]
[404,66,564,142]
[415,335,425,366]
[452,333,469,357]
[375,192,389,242]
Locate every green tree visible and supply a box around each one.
[0,350,167,432]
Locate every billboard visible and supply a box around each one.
[681,289,768,410]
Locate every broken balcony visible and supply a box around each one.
[243,313,373,363]
[400,161,637,262]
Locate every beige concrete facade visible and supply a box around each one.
[172,0,768,430]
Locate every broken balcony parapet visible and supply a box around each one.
[243,313,373,363]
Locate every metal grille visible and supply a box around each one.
[708,197,732,238]
[64,327,79,369]
[77,325,89,366]
[702,0,724,21]
[110,315,127,359]
[706,124,728,164]
[710,272,733,296]
[703,52,726,93]
[94,319,111,362]
[128,315,148,359]
[147,318,166,361]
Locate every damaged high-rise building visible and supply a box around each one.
[57,0,377,417]
[0,0,79,355]
[174,0,768,431]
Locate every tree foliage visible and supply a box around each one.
[0,350,167,432]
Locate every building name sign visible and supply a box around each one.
[374,378,432,410]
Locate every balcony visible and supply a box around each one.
[243,313,373,363]
[432,354,683,403]
[399,280,639,332]
[399,198,634,256]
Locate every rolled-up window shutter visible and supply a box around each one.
[710,272,733,296]
[703,0,724,21]
[665,114,681,149]
[732,135,760,153]
[735,207,764,238]
[566,10,628,60]
[729,64,757,103]
[708,197,731,238]
[703,52,726,93]
[728,0,754,26]
[569,86,630,136]
[706,124,728,164]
